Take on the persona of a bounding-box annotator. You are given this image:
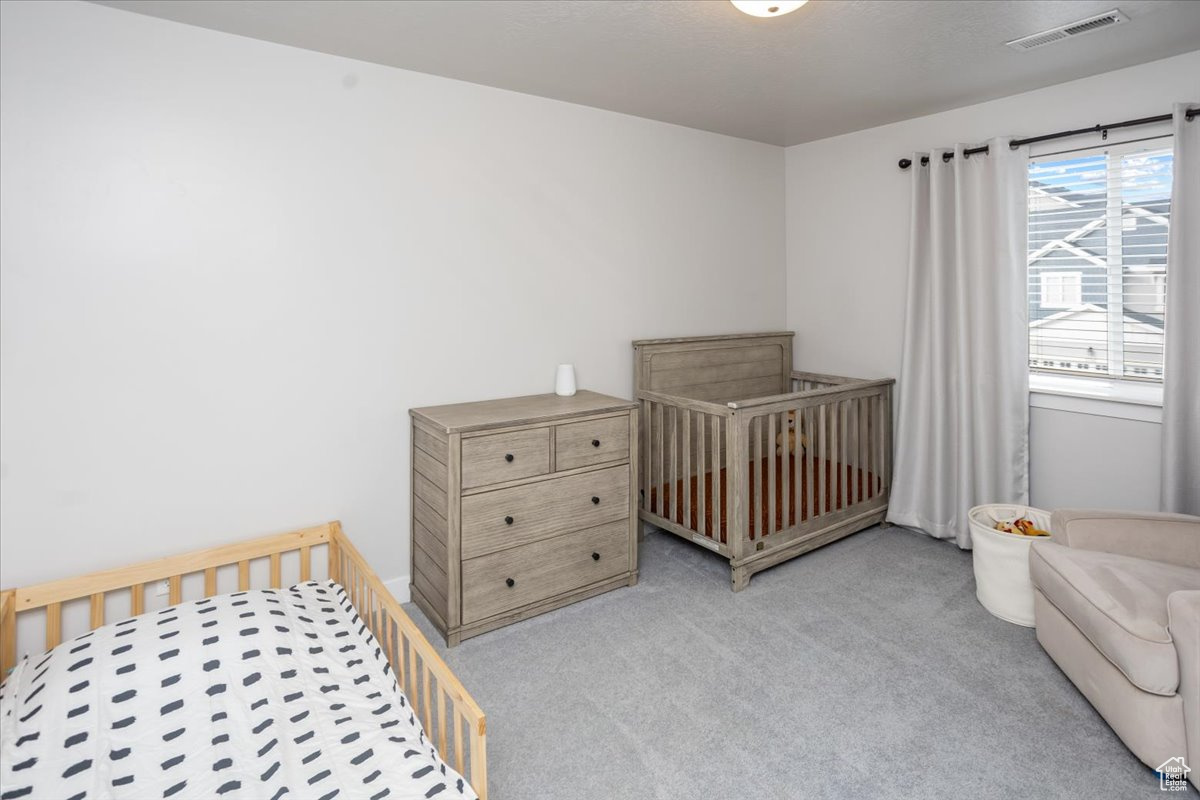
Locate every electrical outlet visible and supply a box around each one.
[155,579,170,598]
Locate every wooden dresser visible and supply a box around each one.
[409,391,639,646]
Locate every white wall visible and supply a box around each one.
[0,1,785,592]
[784,50,1200,512]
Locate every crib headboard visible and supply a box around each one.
[632,332,794,404]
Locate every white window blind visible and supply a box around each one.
[1027,140,1172,382]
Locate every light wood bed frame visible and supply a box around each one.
[0,521,488,799]
[633,332,894,591]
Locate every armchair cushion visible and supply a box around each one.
[1050,509,1200,569]
[1030,540,1200,695]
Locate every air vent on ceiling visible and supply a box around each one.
[1006,9,1128,51]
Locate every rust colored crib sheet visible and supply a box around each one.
[648,454,879,544]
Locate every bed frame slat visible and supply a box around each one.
[89,593,104,629]
[46,601,62,649]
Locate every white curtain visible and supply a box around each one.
[1162,103,1200,515]
[887,139,1029,547]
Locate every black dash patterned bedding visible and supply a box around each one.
[0,580,476,800]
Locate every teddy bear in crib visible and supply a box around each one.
[776,411,810,455]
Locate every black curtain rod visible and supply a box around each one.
[897,107,1197,170]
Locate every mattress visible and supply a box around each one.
[0,580,475,800]
[649,453,879,543]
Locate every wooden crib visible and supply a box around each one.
[634,332,894,591]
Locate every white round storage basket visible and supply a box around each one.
[968,504,1052,627]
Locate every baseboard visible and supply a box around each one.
[383,574,411,603]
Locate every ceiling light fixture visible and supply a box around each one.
[730,0,808,18]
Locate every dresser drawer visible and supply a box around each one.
[462,519,629,624]
[461,465,629,559]
[461,427,550,489]
[555,415,630,472]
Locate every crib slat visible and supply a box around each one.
[169,575,182,605]
[835,402,844,510]
[642,399,651,514]
[767,413,777,535]
[712,415,721,541]
[859,398,868,503]
[849,400,859,506]
[752,416,762,539]
[877,393,886,496]
[841,399,850,505]
[697,414,706,538]
[130,584,144,617]
[682,408,692,527]
[818,405,827,516]
[46,602,62,649]
[656,403,664,517]
[669,406,678,523]
[204,568,217,597]
[90,593,104,630]
[879,394,886,496]
[238,560,250,591]
[883,386,893,492]
[270,553,282,588]
[805,406,815,520]
[300,545,311,582]
[781,409,790,530]
[864,396,871,501]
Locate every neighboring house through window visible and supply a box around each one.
[1040,271,1082,308]
[1027,140,1172,382]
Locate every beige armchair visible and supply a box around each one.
[1029,509,1200,785]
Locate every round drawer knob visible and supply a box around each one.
[591,496,600,505]
[592,439,600,447]
[504,515,514,525]
[504,453,514,462]
[591,552,600,561]
[505,578,515,588]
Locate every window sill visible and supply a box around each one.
[1029,373,1162,423]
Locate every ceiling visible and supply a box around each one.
[94,0,1200,146]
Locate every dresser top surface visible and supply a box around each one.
[410,390,636,433]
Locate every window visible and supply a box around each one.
[1040,271,1082,308]
[1028,140,1172,383]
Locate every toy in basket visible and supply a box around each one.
[991,511,1049,537]
[968,504,1053,627]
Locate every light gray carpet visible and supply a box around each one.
[406,526,1191,799]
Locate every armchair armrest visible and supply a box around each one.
[1169,591,1200,789]
[1051,509,1200,569]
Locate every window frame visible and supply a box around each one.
[1025,134,1172,410]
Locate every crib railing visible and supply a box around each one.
[638,390,733,554]
[637,373,894,585]
[727,377,893,568]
